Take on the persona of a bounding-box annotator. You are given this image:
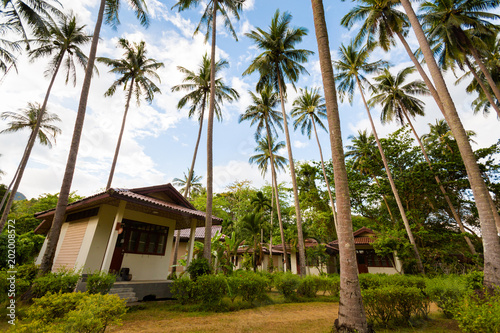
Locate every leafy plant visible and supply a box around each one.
[453,289,500,333]
[276,273,300,302]
[186,257,211,281]
[32,269,80,298]
[171,278,196,304]
[86,271,116,295]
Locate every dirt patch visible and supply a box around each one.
[112,302,339,333]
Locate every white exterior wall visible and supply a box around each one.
[74,215,100,272]
[367,266,399,275]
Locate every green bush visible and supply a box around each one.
[226,275,242,303]
[171,278,196,304]
[358,273,384,290]
[276,273,300,301]
[453,289,500,333]
[235,272,268,303]
[86,271,116,295]
[0,263,39,302]
[464,270,484,291]
[194,274,227,306]
[362,286,426,326]
[327,275,340,297]
[186,257,211,281]
[426,275,467,318]
[297,275,319,298]
[16,292,126,333]
[32,269,80,298]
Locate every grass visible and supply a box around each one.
[108,300,460,333]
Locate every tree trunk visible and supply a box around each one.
[106,76,135,190]
[311,116,338,233]
[0,51,65,232]
[400,0,500,289]
[183,95,207,198]
[403,112,476,254]
[269,184,273,271]
[372,174,395,222]
[464,58,500,119]
[355,76,425,274]
[39,0,107,274]
[203,0,217,263]
[276,68,306,276]
[266,121,289,271]
[310,1,369,331]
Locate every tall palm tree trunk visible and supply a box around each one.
[403,112,476,254]
[400,0,500,289]
[0,52,65,232]
[311,116,338,232]
[106,77,135,190]
[355,76,425,274]
[310,1,369,331]
[463,58,500,118]
[395,31,445,114]
[0,155,22,212]
[269,184,273,271]
[276,66,306,276]
[203,0,217,263]
[184,96,206,199]
[40,0,107,274]
[172,97,206,274]
[266,121,289,271]
[372,174,395,222]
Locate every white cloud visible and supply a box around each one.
[293,140,309,149]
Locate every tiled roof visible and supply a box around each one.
[112,189,221,221]
[175,225,223,240]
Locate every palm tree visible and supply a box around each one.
[239,212,266,272]
[249,135,289,271]
[291,87,338,232]
[333,41,425,274]
[346,130,395,222]
[399,0,500,289]
[240,85,290,271]
[171,53,238,198]
[0,102,61,216]
[173,0,245,263]
[1,0,62,45]
[243,10,313,276]
[39,0,149,274]
[173,169,203,199]
[0,22,19,75]
[369,67,477,254]
[97,38,163,190]
[341,0,449,126]
[309,0,369,330]
[420,0,500,116]
[250,191,271,243]
[0,13,92,233]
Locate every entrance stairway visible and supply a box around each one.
[108,286,138,304]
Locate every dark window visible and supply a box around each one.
[365,250,393,267]
[122,219,169,255]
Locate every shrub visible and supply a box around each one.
[17,292,126,333]
[426,275,466,318]
[276,273,300,301]
[236,272,268,303]
[86,271,116,295]
[362,286,426,326]
[171,278,196,304]
[464,270,484,291]
[226,276,242,303]
[186,257,211,281]
[0,263,39,302]
[32,269,80,298]
[358,273,383,290]
[453,289,500,333]
[194,274,227,307]
[297,276,319,298]
[327,275,340,297]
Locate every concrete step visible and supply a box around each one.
[113,292,137,299]
[109,287,134,294]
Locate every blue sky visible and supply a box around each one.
[0,0,498,199]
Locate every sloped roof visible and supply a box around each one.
[34,184,222,234]
[329,227,377,247]
[175,225,223,240]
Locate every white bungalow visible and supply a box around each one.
[34,184,221,300]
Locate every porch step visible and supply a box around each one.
[108,287,138,303]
